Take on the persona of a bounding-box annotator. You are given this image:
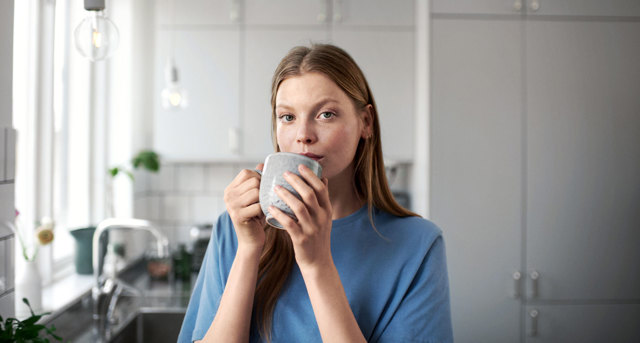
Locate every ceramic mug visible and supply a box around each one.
[258,152,323,228]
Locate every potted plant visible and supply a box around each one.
[0,298,63,342]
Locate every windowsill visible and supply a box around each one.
[35,272,94,322]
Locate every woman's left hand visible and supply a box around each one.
[268,164,333,272]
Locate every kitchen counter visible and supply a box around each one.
[42,259,195,342]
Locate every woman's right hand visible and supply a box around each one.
[223,164,266,250]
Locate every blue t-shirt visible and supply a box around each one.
[178,205,453,342]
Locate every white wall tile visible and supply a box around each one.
[0,291,14,318]
[146,196,161,221]
[0,184,14,231]
[173,224,192,246]
[5,128,14,181]
[5,237,13,291]
[0,239,6,294]
[162,196,191,222]
[132,169,150,193]
[149,164,175,192]
[133,197,148,220]
[192,195,219,224]
[206,165,235,192]
[176,165,205,192]
[0,128,5,182]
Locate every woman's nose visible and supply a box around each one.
[296,123,316,144]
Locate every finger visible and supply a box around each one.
[236,188,260,208]
[298,165,330,208]
[255,163,264,173]
[274,184,312,226]
[268,205,302,237]
[228,168,260,189]
[283,171,320,211]
[234,175,261,196]
[237,203,264,222]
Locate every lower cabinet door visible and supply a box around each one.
[525,304,640,343]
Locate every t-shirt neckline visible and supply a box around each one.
[332,204,369,228]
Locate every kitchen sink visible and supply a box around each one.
[109,309,186,343]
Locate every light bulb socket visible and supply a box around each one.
[84,0,106,11]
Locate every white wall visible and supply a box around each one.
[0,0,16,319]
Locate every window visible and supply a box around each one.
[13,0,109,282]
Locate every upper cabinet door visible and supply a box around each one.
[332,0,414,26]
[155,0,240,26]
[154,29,241,161]
[525,20,640,301]
[431,17,524,343]
[332,30,414,161]
[244,0,329,26]
[431,0,525,15]
[525,0,640,17]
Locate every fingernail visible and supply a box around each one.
[299,164,307,171]
[283,171,292,177]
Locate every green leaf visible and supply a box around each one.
[109,167,120,177]
[132,150,160,172]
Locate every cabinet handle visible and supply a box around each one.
[513,0,523,11]
[317,0,328,23]
[512,271,522,298]
[529,309,539,337]
[528,0,540,12]
[333,0,343,23]
[530,270,540,298]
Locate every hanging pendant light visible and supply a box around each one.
[73,0,120,61]
[161,58,188,110]
[161,0,188,110]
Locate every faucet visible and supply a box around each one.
[91,218,170,339]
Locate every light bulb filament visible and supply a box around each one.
[92,30,102,48]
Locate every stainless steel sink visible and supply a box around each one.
[109,309,186,343]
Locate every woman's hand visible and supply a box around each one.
[268,164,333,272]
[224,164,266,250]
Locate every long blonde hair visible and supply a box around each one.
[254,43,418,341]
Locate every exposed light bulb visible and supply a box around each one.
[74,2,119,61]
[161,59,188,110]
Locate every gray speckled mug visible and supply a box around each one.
[258,152,322,229]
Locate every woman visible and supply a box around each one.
[178,44,453,343]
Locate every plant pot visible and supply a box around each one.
[69,226,108,275]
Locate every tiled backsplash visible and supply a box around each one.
[0,127,16,318]
[133,161,262,247]
[133,159,410,250]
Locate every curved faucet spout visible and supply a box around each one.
[92,218,170,287]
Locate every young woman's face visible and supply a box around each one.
[275,72,369,181]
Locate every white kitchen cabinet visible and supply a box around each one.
[154,0,416,162]
[244,0,329,26]
[242,28,330,159]
[154,29,241,161]
[431,17,524,343]
[431,0,525,15]
[332,30,415,161]
[525,20,640,301]
[524,304,640,343]
[155,0,240,26]
[332,0,414,26]
[431,3,640,342]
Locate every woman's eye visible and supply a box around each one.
[320,112,335,119]
[280,114,294,122]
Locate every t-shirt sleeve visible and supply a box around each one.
[376,235,454,343]
[177,215,230,343]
